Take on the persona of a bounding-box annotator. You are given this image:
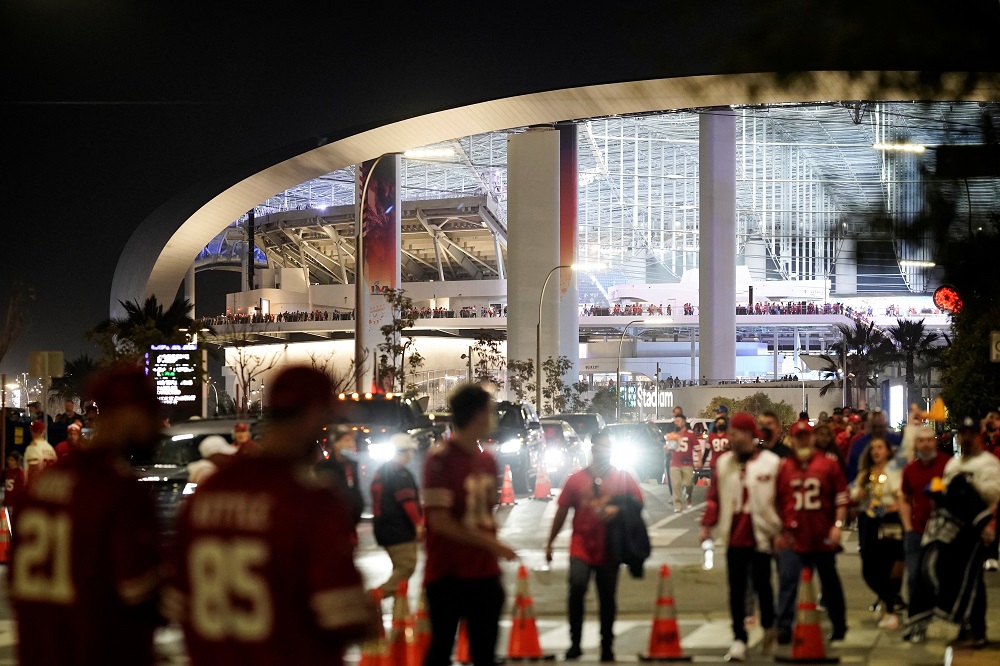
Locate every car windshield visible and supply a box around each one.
[495,404,524,430]
[130,434,206,467]
[334,400,409,427]
[542,423,564,441]
[606,423,659,444]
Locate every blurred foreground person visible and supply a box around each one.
[422,384,517,666]
[166,366,379,665]
[10,365,164,665]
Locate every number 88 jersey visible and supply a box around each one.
[775,453,849,553]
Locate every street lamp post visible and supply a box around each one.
[793,366,807,414]
[616,319,645,421]
[535,265,573,414]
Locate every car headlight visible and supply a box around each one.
[610,442,637,469]
[182,482,198,495]
[500,439,521,454]
[368,442,395,462]
[544,447,564,467]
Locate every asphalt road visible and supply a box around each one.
[1,481,998,664]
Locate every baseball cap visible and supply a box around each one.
[832,407,843,415]
[715,404,730,414]
[848,414,862,424]
[233,421,250,433]
[198,435,238,458]
[67,423,82,432]
[790,420,814,437]
[30,420,46,435]
[729,412,762,439]
[391,433,418,451]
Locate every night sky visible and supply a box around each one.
[3,2,998,377]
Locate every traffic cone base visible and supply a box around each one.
[0,508,11,564]
[774,568,839,664]
[388,580,419,666]
[531,459,552,501]
[500,465,517,506]
[359,589,391,666]
[454,620,471,665]
[639,564,691,662]
[507,565,555,661]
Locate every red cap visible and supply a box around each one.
[790,420,814,436]
[267,366,334,418]
[67,423,82,432]
[85,365,161,417]
[848,413,862,424]
[729,412,762,439]
[233,421,250,432]
[30,420,46,435]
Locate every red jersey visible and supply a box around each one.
[900,452,951,534]
[10,449,162,666]
[168,456,370,666]
[558,467,643,566]
[775,452,849,553]
[54,441,80,461]
[3,467,25,507]
[422,440,501,583]
[703,434,730,469]
[669,430,700,467]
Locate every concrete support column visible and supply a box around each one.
[184,263,196,316]
[557,124,580,388]
[835,238,857,295]
[698,112,737,383]
[507,128,560,410]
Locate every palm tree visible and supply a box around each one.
[886,318,942,411]
[49,353,100,402]
[88,296,194,364]
[817,320,895,408]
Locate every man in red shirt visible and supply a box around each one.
[545,432,643,662]
[702,415,730,470]
[167,366,379,666]
[10,365,164,666]
[422,384,517,666]
[54,422,83,460]
[899,424,951,641]
[665,414,699,512]
[774,420,850,645]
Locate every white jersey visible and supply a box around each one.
[23,439,58,483]
[944,450,1000,509]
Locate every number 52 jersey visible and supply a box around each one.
[166,456,373,666]
[775,452,850,553]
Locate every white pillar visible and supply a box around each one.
[835,238,857,295]
[557,124,580,388]
[698,112,737,383]
[184,263,196,316]
[507,128,560,408]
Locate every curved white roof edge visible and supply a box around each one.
[110,71,1000,318]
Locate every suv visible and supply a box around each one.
[539,418,586,485]
[479,401,544,493]
[549,412,607,445]
[603,422,665,483]
[326,393,436,510]
[132,417,259,545]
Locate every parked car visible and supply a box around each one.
[539,418,586,485]
[132,417,260,546]
[549,412,607,445]
[602,422,666,483]
[479,401,544,493]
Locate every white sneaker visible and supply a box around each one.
[984,558,999,572]
[877,613,899,630]
[725,640,747,662]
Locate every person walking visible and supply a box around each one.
[185,435,237,485]
[370,432,423,599]
[699,412,783,662]
[54,422,84,461]
[544,431,644,662]
[166,366,380,665]
[23,420,57,485]
[898,424,950,642]
[10,365,164,665]
[774,420,850,645]
[851,437,905,629]
[664,413,698,512]
[315,424,365,540]
[422,384,517,666]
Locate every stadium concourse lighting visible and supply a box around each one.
[535,263,605,412]
[403,147,455,159]
[899,260,936,268]
[872,142,926,154]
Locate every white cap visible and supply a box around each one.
[391,433,418,451]
[199,435,238,458]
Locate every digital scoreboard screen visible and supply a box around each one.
[146,344,206,421]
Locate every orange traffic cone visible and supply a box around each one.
[776,568,839,664]
[0,508,11,564]
[454,620,472,665]
[507,564,555,661]
[359,589,391,666]
[411,589,431,666]
[638,564,691,662]
[500,465,517,506]
[532,459,552,500]
[388,580,418,666]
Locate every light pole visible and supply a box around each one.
[535,264,573,413]
[793,366,807,415]
[616,319,645,422]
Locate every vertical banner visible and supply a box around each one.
[557,124,580,385]
[356,154,402,391]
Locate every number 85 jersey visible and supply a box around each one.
[775,453,849,553]
[167,457,374,666]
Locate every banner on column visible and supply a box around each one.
[357,154,402,386]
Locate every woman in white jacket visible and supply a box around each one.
[700,412,783,662]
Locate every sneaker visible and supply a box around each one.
[984,558,999,572]
[600,648,615,663]
[777,628,792,646]
[950,635,988,650]
[878,613,900,630]
[828,627,848,642]
[564,646,582,661]
[725,640,747,662]
[761,627,777,656]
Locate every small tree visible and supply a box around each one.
[377,289,424,394]
[506,359,536,403]
[306,349,365,395]
[472,331,506,388]
[208,321,286,416]
[589,385,617,423]
[540,356,573,415]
